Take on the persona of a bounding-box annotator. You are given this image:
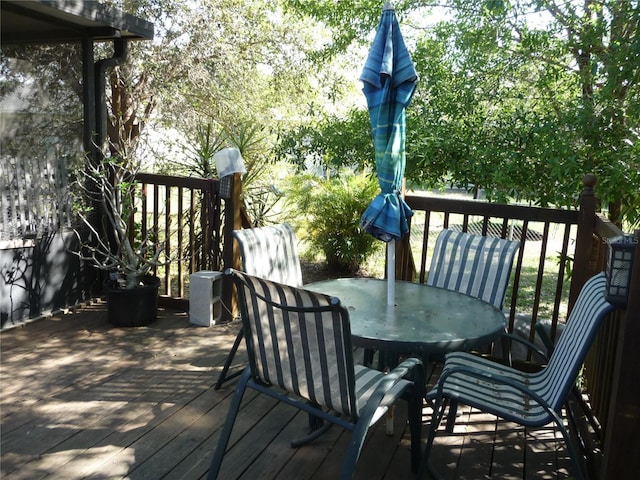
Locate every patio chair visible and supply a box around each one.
[207,270,424,480]
[418,272,614,480]
[364,229,519,368]
[426,229,520,310]
[214,223,303,389]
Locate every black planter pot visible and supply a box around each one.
[105,275,160,327]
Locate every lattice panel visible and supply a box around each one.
[0,153,70,241]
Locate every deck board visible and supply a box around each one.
[1,302,573,479]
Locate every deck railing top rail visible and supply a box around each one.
[404,194,580,224]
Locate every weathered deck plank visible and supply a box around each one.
[1,303,572,479]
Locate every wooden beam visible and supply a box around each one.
[221,173,242,321]
[568,174,598,313]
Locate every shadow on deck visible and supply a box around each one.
[1,303,573,479]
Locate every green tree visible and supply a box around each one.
[101,0,357,225]
[105,0,350,153]
[286,0,640,227]
[275,108,373,173]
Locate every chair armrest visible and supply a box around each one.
[391,357,424,379]
[381,357,424,397]
[393,357,425,397]
[534,323,555,356]
[501,332,550,363]
[365,357,423,399]
[357,357,424,423]
[434,364,554,416]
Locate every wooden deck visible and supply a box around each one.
[1,303,574,479]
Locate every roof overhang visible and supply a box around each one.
[1,0,154,44]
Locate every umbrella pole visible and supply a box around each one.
[385,239,396,434]
[387,241,395,306]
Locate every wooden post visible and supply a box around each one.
[600,231,640,479]
[220,173,242,322]
[395,178,416,281]
[568,174,598,313]
[395,233,416,281]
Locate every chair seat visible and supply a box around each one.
[427,354,552,427]
[354,364,413,426]
[441,350,543,383]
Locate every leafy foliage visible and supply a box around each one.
[284,172,382,273]
[108,0,343,147]
[275,109,373,173]
[287,0,640,227]
[7,0,638,254]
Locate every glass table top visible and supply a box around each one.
[306,277,506,355]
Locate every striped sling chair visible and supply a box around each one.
[427,229,520,310]
[364,229,519,369]
[418,273,614,480]
[207,270,424,480]
[215,223,303,389]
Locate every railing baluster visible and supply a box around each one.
[189,188,196,274]
[551,224,573,342]
[132,173,223,309]
[177,186,184,298]
[153,183,160,279]
[418,211,431,284]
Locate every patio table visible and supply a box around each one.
[305,277,505,361]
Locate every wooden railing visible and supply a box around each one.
[598,225,639,479]
[581,215,639,479]
[134,173,225,310]
[397,176,598,349]
[583,215,622,425]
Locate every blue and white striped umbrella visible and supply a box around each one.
[360,3,417,242]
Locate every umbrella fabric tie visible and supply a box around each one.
[361,191,412,242]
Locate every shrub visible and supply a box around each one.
[285,171,381,273]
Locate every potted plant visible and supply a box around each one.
[70,153,164,327]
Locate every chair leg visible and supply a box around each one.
[552,410,586,480]
[417,395,447,480]
[408,363,425,473]
[377,351,402,436]
[445,399,458,433]
[362,348,375,367]
[207,368,250,480]
[214,327,244,390]
[290,418,333,448]
[340,419,372,479]
[290,402,332,448]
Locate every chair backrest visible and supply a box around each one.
[541,272,613,410]
[228,269,358,419]
[427,229,520,309]
[232,223,303,288]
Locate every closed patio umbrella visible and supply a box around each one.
[360,2,417,305]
